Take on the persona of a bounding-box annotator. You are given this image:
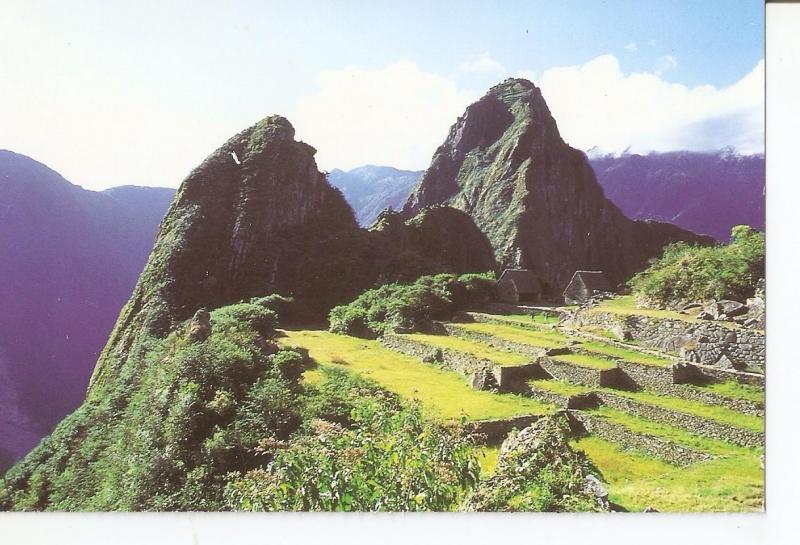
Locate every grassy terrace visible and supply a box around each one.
[529,379,591,397]
[468,312,562,327]
[398,332,531,366]
[457,321,672,367]
[692,380,765,403]
[590,406,748,455]
[571,436,763,512]
[608,389,764,432]
[280,329,553,421]
[551,352,618,370]
[587,295,699,322]
[456,322,569,349]
[579,340,672,367]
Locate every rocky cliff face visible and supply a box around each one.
[403,79,713,294]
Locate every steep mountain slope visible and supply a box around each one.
[0,150,174,469]
[327,166,422,226]
[402,79,713,295]
[589,151,765,241]
[0,116,496,509]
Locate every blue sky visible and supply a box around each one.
[0,0,764,189]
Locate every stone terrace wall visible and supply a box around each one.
[570,311,765,373]
[380,334,491,376]
[572,412,713,466]
[596,392,763,448]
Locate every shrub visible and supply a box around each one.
[211,303,277,337]
[225,371,479,511]
[629,225,765,307]
[328,272,496,338]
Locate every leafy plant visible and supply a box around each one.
[629,225,764,306]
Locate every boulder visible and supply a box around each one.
[716,353,746,372]
[468,368,498,391]
[188,308,212,342]
[717,300,748,318]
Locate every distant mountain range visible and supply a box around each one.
[327,166,422,226]
[589,151,764,241]
[0,150,174,469]
[329,151,764,241]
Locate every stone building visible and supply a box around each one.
[498,269,542,304]
[563,271,611,305]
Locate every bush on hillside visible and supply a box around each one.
[629,225,765,307]
[224,369,480,511]
[328,272,496,338]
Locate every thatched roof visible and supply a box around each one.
[499,269,541,294]
[569,270,611,293]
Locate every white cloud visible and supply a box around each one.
[537,54,764,155]
[459,53,505,74]
[624,42,638,52]
[655,54,678,76]
[515,69,538,83]
[290,61,477,171]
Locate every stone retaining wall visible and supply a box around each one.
[466,415,540,444]
[380,334,491,376]
[442,323,545,357]
[596,392,763,448]
[570,311,765,373]
[572,412,713,466]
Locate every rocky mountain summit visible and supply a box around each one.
[402,79,713,293]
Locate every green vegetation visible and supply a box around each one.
[691,380,765,403]
[589,295,697,322]
[280,330,553,421]
[579,340,672,367]
[572,436,763,512]
[465,417,604,512]
[456,322,568,349]
[604,388,764,432]
[552,353,617,370]
[473,312,561,327]
[400,332,531,366]
[2,302,306,510]
[477,446,500,476]
[225,368,480,511]
[329,272,496,338]
[629,225,765,306]
[591,407,745,455]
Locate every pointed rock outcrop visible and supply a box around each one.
[403,79,713,294]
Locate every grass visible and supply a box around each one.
[474,312,561,327]
[400,333,531,366]
[589,296,739,330]
[591,406,746,455]
[588,295,697,321]
[571,436,763,512]
[528,379,591,397]
[579,340,672,367]
[476,445,500,476]
[603,388,764,432]
[552,352,618,370]
[455,322,569,349]
[280,329,553,421]
[691,380,765,403]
